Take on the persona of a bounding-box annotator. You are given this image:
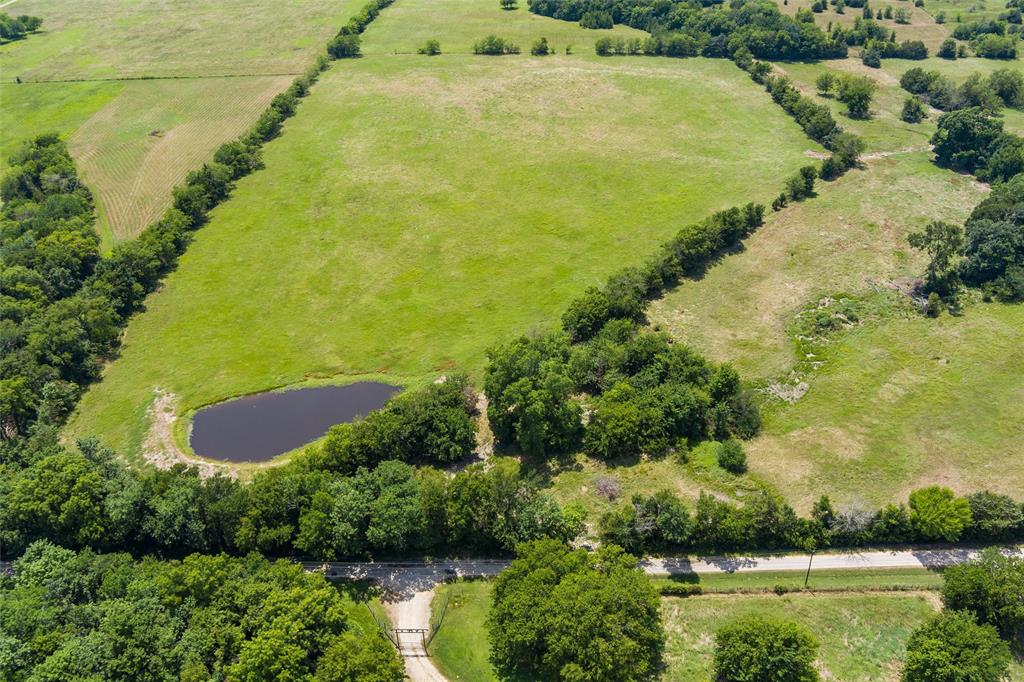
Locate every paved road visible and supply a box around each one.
[301,545,1024,594]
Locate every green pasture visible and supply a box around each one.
[67,52,817,462]
[648,152,983,380]
[428,579,993,681]
[362,0,645,54]
[751,301,1024,511]
[663,592,938,681]
[0,0,364,79]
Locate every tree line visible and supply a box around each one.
[900,66,1024,114]
[950,18,1021,59]
[598,484,1024,554]
[531,0,849,60]
[0,542,404,682]
[0,12,41,43]
[0,0,397,443]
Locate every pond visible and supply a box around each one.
[189,382,400,462]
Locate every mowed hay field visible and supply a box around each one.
[0,0,363,79]
[0,0,364,244]
[69,76,293,242]
[67,49,820,462]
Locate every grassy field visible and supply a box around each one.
[0,0,364,243]
[362,0,645,54]
[777,0,952,52]
[0,0,362,79]
[751,301,1024,511]
[428,578,1020,681]
[69,76,293,243]
[663,592,938,681]
[67,49,818,463]
[430,581,499,682]
[648,153,982,380]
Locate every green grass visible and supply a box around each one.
[919,0,1012,23]
[543,441,764,525]
[430,581,500,682]
[362,0,646,55]
[0,0,365,79]
[68,51,818,463]
[429,579,1016,681]
[0,80,121,165]
[751,301,1024,511]
[663,592,938,681]
[648,152,983,380]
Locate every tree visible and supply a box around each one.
[717,439,747,474]
[327,34,361,59]
[714,614,819,682]
[836,74,877,118]
[487,540,664,681]
[902,611,1010,682]
[938,37,957,58]
[930,107,1005,174]
[901,96,927,123]
[908,486,972,541]
[531,36,550,55]
[941,548,1024,642]
[500,0,517,9]
[417,39,441,55]
[907,221,965,296]
[314,633,404,682]
[815,71,837,95]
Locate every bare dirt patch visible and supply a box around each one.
[142,389,234,478]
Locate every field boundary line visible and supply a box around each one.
[4,72,304,85]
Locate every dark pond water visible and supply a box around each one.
[190,382,399,462]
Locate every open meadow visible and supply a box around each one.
[0,0,364,244]
[426,578,1024,681]
[67,48,819,463]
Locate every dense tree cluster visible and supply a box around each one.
[900,66,1024,112]
[931,107,1024,183]
[0,542,404,682]
[961,174,1024,300]
[532,0,847,60]
[950,19,1021,59]
[597,486,1024,554]
[305,376,476,474]
[714,615,819,682]
[829,17,928,64]
[901,549,1022,681]
[487,540,664,681]
[0,404,583,559]
[0,12,41,42]
[484,206,764,459]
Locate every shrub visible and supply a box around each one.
[908,485,972,541]
[530,36,550,55]
[902,611,1010,682]
[938,37,957,58]
[714,615,819,682]
[901,96,927,123]
[941,548,1024,641]
[973,34,1018,59]
[717,439,748,474]
[473,34,520,54]
[417,39,441,55]
[327,33,361,58]
[816,71,837,95]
